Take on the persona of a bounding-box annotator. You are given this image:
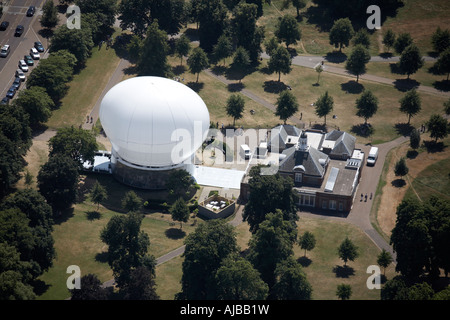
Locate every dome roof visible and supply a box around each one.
[99,76,210,168]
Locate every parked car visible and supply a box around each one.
[0,44,10,58]
[34,41,45,52]
[15,25,24,36]
[16,69,26,81]
[24,54,34,66]
[6,88,16,99]
[0,21,9,31]
[0,97,9,105]
[19,60,28,72]
[26,6,35,17]
[30,47,40,59]
[12,77,22,90]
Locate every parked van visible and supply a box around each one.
[240,144,251,160]
[367,147,378,166]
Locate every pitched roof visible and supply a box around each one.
[323,130,356,157]
[279,146,329,177]
[269,125,301,151]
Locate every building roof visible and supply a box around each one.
[279,145,329,177]
[269,124,301,151]
[99,76,210,168]
[322,130,356,157]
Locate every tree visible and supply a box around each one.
[118,0,187,37]
[70,274,109,300]
[431,27,450,54]
[352,29,370,49]
[121,191,142,213]
[444,98,450,115]
[291,0,307,18]
[76,0,118,41]
[126,35,142,63]
[427,114,448,142]
[355,90,378,124]
[0,133,26,198]
[337,237,359,266]
[50,25,94,65]
[399,89,421,124]
[231,47,251,83]
[394,157,409,181]
[377,249,393,276]
[14,86,54,127]
[381,275,410,300]
[409,128,421,150]
[0,103,32,154]
[434,48,450,81]
[275,14,301,49]
[336,284,352,300]
[187,47,209,83]
[226,94,245,127]
[48,126,98,169]
[268,46,292,82]
[273,256,312,300]
[166,169,195,200]
[276,90,298,125]
[212,34,233,66]
[122,266,159,300]
[397,44,424,79]
[215,254,269,300]
[100,212,156,288]
[394,32,413,54]
[408,282,434,300]
[40,0,59,29]
[170,198,190,229]
[178,219,239,299]
[37,155,79,213]
[243,166,298,234]
[247,210,297,294]
[314,91,334,125]
[265,36,279,56]
[315,64,323,85]
[138,21,171,77]
[329,18,354,52]
[197,0,228,53]
[382,29,396,53]
[346,44,371,82]
[91,181,108,212]
[298,231,316,257]
[174,35,191,66]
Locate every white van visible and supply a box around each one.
[240,144,251,160]
[367,147,378,166]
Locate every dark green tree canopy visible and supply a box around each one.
[170,197,190,229]
[329,18,354,52]
[314,91,334,124]
[273,256,312,300]
[427,114,448,142]
[70,274,109,300]
[298,231,316,257]
[397,44,424,79]
[337,237,359,266]
[175,34,191,66]
[345,44,371,82]
[121,191,142,213]
[275,14,301,49]
[268,46,292,82]
[49,25,94,65]
[394,32,413,54]
[399,89,421,124]
[187,47,209,82]
[226,94,245,126]
[434,48,450,81]
[382,29,396,53]
[394,157,409,179]
[352,29,370,49]
[14,86,54,127]
[275,90,298,124]
[40,0,59,29]
[431,27,450,54]
[121,266,159,300]
[355,90,378,124]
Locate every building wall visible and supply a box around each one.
[112,161,175,189]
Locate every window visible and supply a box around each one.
[295,173,302,183]
[322,200,327,209]
[329,200,336,210]
[339,202,343,211]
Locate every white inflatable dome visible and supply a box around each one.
[99,76,210,168]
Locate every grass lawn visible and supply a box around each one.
[45,30,123,129]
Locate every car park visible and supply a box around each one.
[16,69,26,81]
[1,97,9,105]
[0,21,9,31]
[26,6,36,17]
[0,44,10,58]
[15,25,24,36]
[34,41,45,52]
[19,60,29,72]
[24,54,34,66]
[30,47,40,59]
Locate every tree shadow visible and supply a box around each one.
[389,62,402,75]
[111,33,133,60]
[183,28,199,42]
[351,123,374,137]
[423,140,446,153]
[433,80,450,92]
[378,52,393,59]
[263,80,287,94]
[304,5,334,32]
[165,227,186,240]
[86,210,101,221]
[211,65,227,76]
[187,82,204,93]
[311,123,328,132]
[341,80,364,94]
[37,28,54,40]
[31,279,51,296]
[391,178,406,188]
[227,82,245,92]
[394,123,414,136]
[297,256,312,267]
[393,79,420,92]
[333,265,355,278]
[53,207,75,225]
[123,65,139,75]
[325,51,347,64]
[287,47,298,57]
[172,65,186,76]
[95,251,109,263]
[406,150,418,159]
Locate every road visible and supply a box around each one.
[0,0,46,98]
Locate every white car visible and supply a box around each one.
[0,44,10,58]
[16,69,26,81]
[19,60,28,72]
[30,47,40,59]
